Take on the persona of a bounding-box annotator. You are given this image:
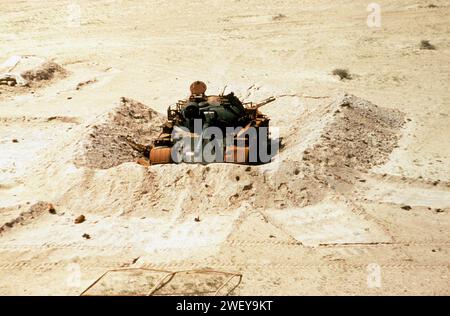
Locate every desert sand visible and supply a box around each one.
[0,0,449,295]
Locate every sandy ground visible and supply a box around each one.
[0,0,449,295]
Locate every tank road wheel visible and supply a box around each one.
[149,147,173,165]
[224,146,249,164]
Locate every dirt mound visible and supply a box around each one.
[302,94,405,172]
[0,56,67,98]
[73,97,165,169]
[20,61,66,82]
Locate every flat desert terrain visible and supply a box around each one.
[0,0,449,295]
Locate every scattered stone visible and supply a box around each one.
[401,205,412,211]
[29,202,55,214]
[75,215,86,224]
[272,14,287,21]
[48,205,56,214]
[82,233,91,239]
[12,139,18,143]
[0,201,55,234]
[76,79,97,90]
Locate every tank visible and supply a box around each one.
[149,81,275,165]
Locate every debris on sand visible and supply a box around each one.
[0,202,56,234]
[272,14,287,21]
[31,202,56,214]
[76,78,98,90]
[0,56,67,89]
[0,73,27,86]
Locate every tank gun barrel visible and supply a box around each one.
[247,96,276,109]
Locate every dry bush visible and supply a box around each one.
[332,68,352,80]
[420,40,436,50]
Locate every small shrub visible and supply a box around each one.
[420,40,436,50]
[332,68,352,80]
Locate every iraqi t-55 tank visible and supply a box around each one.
[149,81,275,165]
